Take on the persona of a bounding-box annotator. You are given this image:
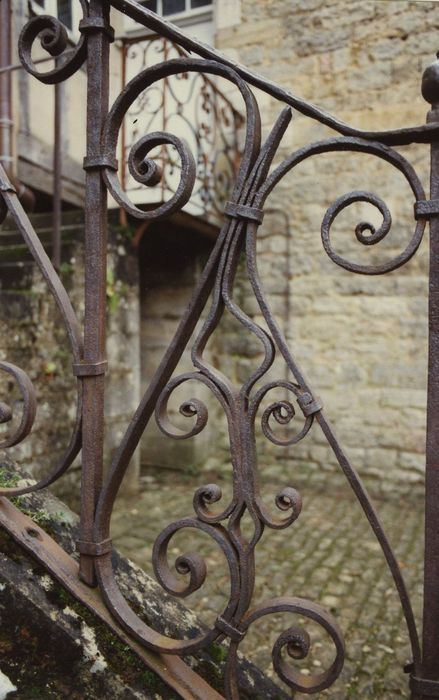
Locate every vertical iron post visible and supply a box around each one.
[52,76,62,271]
[414,58,439,700]
[0,0,13,175]
[77,0,113,586]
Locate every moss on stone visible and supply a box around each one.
[0,529,24,563]
[46,579,179,697]
[0,467,20,488]
[207,641,228,664]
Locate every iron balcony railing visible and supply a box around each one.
[121,33,244,225]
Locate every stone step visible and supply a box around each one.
[0,208,84,234]
[0,211,85,290]
[0,225,82,246]
[0,231,80,260]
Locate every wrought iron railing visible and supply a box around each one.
[121,33,244,224]
[1,1,439,698]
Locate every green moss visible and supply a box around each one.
[0,467,20,488]
[140,669,159,691]
[0,467,176,698]
[59,261,74,277]
[125,597,153,627]
[187,653,224,693]
[0,468,68,538]
[46,581,178,696]
[207,641,228,664]
[0,528,24,562]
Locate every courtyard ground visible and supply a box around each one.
[112,471,424,699]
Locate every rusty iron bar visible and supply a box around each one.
[2,0,439,697]
[111,0,439,146]
[414,61,439,700]
[52,71,62,271]
[0,496,223,700]
[77,0,113,587]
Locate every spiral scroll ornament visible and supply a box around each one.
[193,483,223,517]
[258,137,427,276]
[101,57,262,223]
[192,483,237,527]
[105,131,196,221]
[92,39,426,695]
[0,362,37,449]
[153,520,208,598]
[320,186,423,275]
[256,486,303,530]
[152,517,241,643]
[155,373,210,440]
[249,381,315,447]
[18,2,89,84]
[225,597,345,698]
[321,190,395,274]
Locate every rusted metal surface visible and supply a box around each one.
[0,496,223,700]
[419,65,439,700]
[52,74,62,271]
[77,0,113,588]
[0,1,439,697]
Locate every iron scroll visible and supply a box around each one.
[2,0,439,696]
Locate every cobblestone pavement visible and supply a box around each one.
[112,472,424,699]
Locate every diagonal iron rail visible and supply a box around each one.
[0,496,222,700]
[0,1,439,697]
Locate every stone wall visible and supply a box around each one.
[137,218,216,473]
[0,459,286,700]
[2,1,438,501]
[0,211,82,504]
[207,0,439,494]
[0,212,140,508]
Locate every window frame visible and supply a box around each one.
[28,0,82,40]
[140,0,213,21]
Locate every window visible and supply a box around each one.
[56,0,73,30]
[28,1,81,37]
[139,0,212,18]
[125,0,214,41]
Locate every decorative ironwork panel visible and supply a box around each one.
[2,1,439,698]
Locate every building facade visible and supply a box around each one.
[0,0,437,500]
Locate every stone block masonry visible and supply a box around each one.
[0,211,141,509]
[1,1,437,502]
[209,0,439,494]
[0,459,290,700]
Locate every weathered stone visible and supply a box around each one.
[0,461,288,699]
[1,1,436,528]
